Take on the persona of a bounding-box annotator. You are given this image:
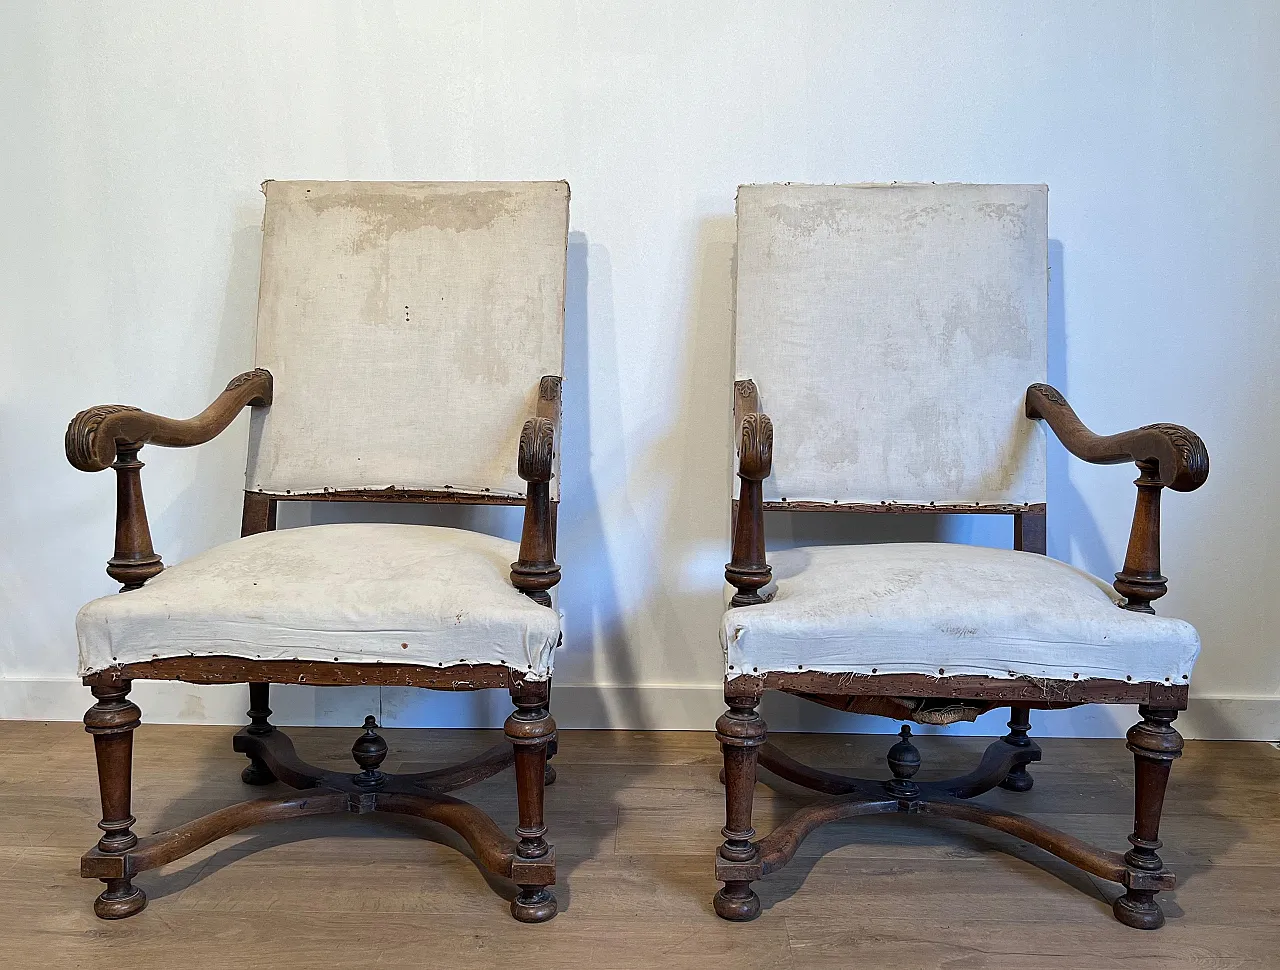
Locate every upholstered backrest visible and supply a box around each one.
[246,180,568,499]
[733,183,1047,507]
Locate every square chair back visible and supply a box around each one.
[246,180,569,501]
[733,182,1047,509]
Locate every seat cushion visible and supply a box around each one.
[77,523,560,679]
[722,543,1199,685]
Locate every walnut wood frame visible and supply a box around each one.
[718,379,1207,929]
[68,370,563,923]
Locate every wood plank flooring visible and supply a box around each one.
[3,720,1278,968]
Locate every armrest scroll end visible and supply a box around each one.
[518,417,555,484]
[66,405,142,472]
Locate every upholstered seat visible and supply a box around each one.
[77,523,561,678]
[723,542,1198,685]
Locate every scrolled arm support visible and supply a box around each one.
[66,369,273,589]
[1025,383,1209,613]
[511,377,562,607]
[726,390,774,608]
[1025,383,1207,491]
[67,369,273,473]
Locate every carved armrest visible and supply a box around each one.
[1024,383,1209,612]
[67,369,273,473]
[726,379,773,608]
[66,369,273,589]
[510,376,562,607]
[1025,383,1208,491]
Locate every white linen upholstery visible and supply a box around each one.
[723,543,1199,685]
[247,180,568,499]
[733,183,1048,507]
[77,524,561,679]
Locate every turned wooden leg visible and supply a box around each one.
[84,680,146,919]
[714,693,766,921]
[1114,706,1183,929]
[505,680,557,923]
[544,692,558,786]
[999,706,1035,792]
[240,682,277,785]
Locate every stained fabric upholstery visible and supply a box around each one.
[723,543,1199,685]
[78,524,561,678]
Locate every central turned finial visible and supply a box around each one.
[351,715,389,790]
[885,725,921,799]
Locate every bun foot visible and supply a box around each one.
[714,883,761,921]
[511,887,558,923]
[94,879,146,919]
[241,758,277,786]
[999,764,1034,792]
[544,763,557,786]
[1113,890,1165,929]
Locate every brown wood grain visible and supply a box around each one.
[100,658,526,690]
[724,671,1189,708]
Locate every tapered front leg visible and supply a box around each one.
[1114,706,1183,929]
[714,692,766,920]
[84,679,146,919]
[505,679,557,923]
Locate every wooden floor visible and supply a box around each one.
[4,720,1279,969]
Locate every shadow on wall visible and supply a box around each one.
[1040,238,1118,581]
[634,217,738,727]
[551,232,641,725]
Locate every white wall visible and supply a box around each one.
[3,1,1277,738]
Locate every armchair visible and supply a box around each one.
[69,180,569,923]
[716,183,1208,930]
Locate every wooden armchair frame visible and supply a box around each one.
[717,378,1208,929]
[69,370,563,923]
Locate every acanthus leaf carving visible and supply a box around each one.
[538,375,562,402]
[1028,383,1067,410]
[224,368,273,404]
[1137,423,1210,491]
[518,416,555,483]
[66,405,142,472]
[738,412,773,481]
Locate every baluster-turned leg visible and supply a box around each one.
[1114,706,1183,929]
[999,706,1036,792]
[240,682,277,785]
[714,693,766,920]
[544,689,558,786]
[505,679,557,923]
[84,679,146,919]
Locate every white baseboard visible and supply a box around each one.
[1,677,1276,740]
